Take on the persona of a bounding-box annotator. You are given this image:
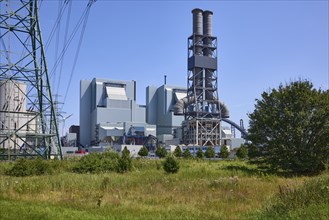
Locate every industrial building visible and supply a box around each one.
[80,78,156,148]
[146,84,187,144]
[79,8,247,152]
[0,81,43,153]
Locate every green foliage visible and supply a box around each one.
[173,146,182,157]
[122,146,130,157]
[155,147,167,158]
[256,175,329,218]
[219,146,229,159]
[6,158,52,177]
[236,145,248,159]
[248,80,329,174]
[196,148,204,159]
[138,146,148,157]
[116,153,133,173]
[247,144,260,159]
[163,155,180,174]
[72,151,120,173]
[205,146,215,158]
[182,148,193,159]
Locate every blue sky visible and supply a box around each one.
[39,0,329,135]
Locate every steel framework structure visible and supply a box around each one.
[0,0,62,160]
[182,9,222,146]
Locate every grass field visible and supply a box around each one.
[0,159,328,219]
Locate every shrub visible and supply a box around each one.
[205,146,215,158]
[73,151,120,173]
[122,146,130,157]
[163,155,180,174]
[6,158,52,177]
[173,146,182,157]
[155,147,167,158]
[138,146,148,157]
[236,145,248,159]
[196,148,204,159]
[117,154,132,173]
[6,158,31,177]
[219,146,229,159]
[183,148,193,159]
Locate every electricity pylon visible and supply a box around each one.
[0,0,62,160]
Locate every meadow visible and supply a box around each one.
[0,158,328,219]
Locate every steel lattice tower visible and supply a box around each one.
[174,9,229,146]
[0,0,62,159]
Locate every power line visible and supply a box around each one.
[56,0,72,96]
[62,0,94,107]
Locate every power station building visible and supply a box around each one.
[146,84,187,143]
[80,78,153,147]
[79,9,247,150]
[80,78,188,148]
[0,81,38,151]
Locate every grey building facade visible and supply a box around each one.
[80,78,154,147]
[146,84,187,142]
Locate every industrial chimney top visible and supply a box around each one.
[191,8,203,13]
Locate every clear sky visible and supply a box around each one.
[38,0,329,136]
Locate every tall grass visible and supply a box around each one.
[251,174,329,219]
[0,159,325,219]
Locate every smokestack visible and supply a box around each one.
[203,10,213,57]
[203,10,213,36]
[192,8,203,34]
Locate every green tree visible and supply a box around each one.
[236,144,248,159]
[205,146,215,158]
[163,155,180,174]
[138,146,148,157]
[219,146,229,159]
[155,147,167,158]
[248,80,329,174]
[196,148,204,159]
[122,146,130,157]
[173,146,182,157]
[183,148,193,159]
[247,143,260,159]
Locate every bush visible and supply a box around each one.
[155,147,167,158]
[163,155,180,174]
[73,151,120,173]
[183,148,193,159]
[6,158,31,177]
[122,146,130,157]
[196,148,204,159]
[6,158,52,177]
[219,146,229,159]
[138,146,148,157]
[205,146,215,158]
[117,154,132,173]
[236,145,248,159]
[173,146,182,157]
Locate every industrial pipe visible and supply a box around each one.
[192,8,203,34]
[173,96,229,118]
